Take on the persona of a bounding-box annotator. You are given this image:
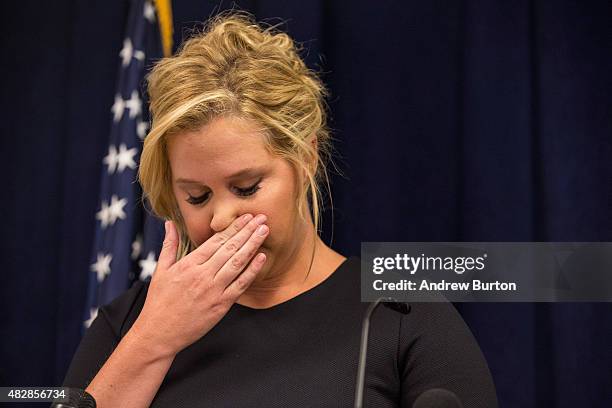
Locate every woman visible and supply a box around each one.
[63,12,498,407]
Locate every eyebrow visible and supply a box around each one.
[174,166,266,185]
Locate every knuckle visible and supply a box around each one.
[231,255,244,270]
[236,277,249,291]
[162,238,175,250]
[237,270,254,291]
[176,261,190,274]
[245,245,257,258]
[210,298,230,315]
[230,221,242,233]
[213,233,227,245]
[202,280,216,294]
[224,241,238,253]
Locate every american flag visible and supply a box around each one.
[83,0,170,329]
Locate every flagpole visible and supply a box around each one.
[154,0,173,57]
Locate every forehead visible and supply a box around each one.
[167,116,272,178]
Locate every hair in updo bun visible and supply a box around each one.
[139,11,335,259]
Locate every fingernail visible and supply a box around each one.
[257,224,269,236]
[255,214,267,224]
[164,221,169,235]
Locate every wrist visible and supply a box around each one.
[124,320,178,362]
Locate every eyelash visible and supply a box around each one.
[186,179,262,205]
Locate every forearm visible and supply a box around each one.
[85,326,176,408]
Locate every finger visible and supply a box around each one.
[157,220,179,270]
[187,213,254,265]
[205,214,268,274]
[212,222,269,288]
[223,252,267,300]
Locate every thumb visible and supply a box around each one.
[157,220,179,270]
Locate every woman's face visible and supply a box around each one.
[167,115,308,279]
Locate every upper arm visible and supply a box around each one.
[398,302,499,408]
[62,309,119,389]
[62,281,147,388]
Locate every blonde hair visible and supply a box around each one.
[138,11,335,260]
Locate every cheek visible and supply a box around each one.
[244,197,280,246]
[188,222,215,247]
[175,201,214,247]
[258,186,299,247]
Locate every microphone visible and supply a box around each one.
[412,388,463,408]
[50,388,96,408]
[354,296,411,408]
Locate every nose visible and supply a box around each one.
[209,199,240,233]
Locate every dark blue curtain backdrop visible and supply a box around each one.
[1,1,611,407]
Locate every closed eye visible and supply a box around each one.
[233,178,262,197]
[185,178,262,206]
[186,191,210,205]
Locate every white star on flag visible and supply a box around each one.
[108,195,128,224]
[84,307,99,328]
[139,251,158,280]
[96,195,127,229]
[111,94,125,123]
[125,91,142,119]
[96,200,111,228]
[103,144,137,174]
[119,38,133,67]
[144,1,156,23]
[131,234,143,260]
[103,145,118,174]
[116,144,138,172]
[137,120,149,139]
[134,50,145,62]
[91,252,113,282]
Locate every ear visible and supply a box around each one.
[310,132,318,149]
